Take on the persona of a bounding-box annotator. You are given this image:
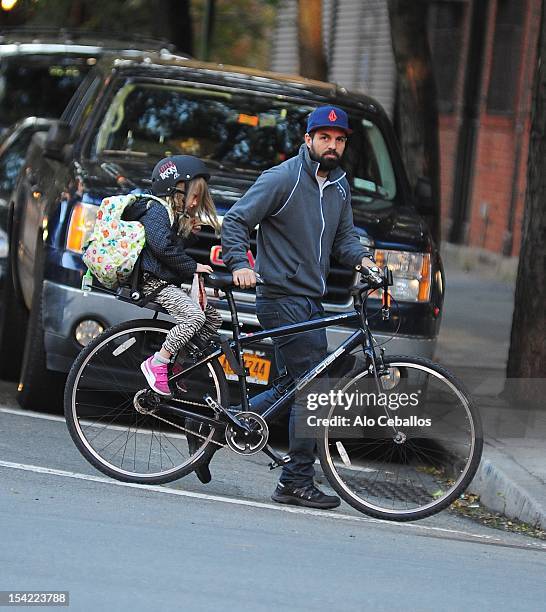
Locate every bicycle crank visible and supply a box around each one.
[225,412,269,455]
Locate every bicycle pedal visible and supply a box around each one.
[203,394,249,431]
[203,394,222,413]
[268,455,291,470]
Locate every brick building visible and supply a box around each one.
[430,0,541,256]
[270,0,541,256]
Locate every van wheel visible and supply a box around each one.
[17,282,65,412]
[0,256,28,380]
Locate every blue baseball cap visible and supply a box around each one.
[307,105,352,135]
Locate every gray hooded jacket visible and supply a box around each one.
[221,144,369,299]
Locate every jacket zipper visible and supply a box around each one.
[318,175,326,295]
[315,165,346,296]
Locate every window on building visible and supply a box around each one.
[428,1,466,114]
[487,0,525,114]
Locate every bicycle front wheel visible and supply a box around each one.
[317,356,483,521]
[64,319,229,484]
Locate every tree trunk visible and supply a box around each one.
[68,0,86,28]
[387,0,441,245]
[297,0,327,81]
[506,0,546,401]
[152,0,194,56]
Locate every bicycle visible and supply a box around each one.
[64,266,483,521]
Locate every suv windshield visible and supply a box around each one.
[0,54,93,125]
[92,82,397,200]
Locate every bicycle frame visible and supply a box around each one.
[161,287,382,433]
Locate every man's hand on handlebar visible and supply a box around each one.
[360,255,376,271]
[356,256,384,288]
[233,267,257,289]
[196,263,213,274]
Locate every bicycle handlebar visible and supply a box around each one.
[355,264,389,289]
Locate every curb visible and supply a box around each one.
[469,455,546,530]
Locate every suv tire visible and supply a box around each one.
[0,266,28,380]
[16,249,65,412]
[0,204,28,379]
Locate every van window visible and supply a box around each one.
[91,82,397,200]
[0,55,92,126]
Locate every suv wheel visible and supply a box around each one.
[17,252,65,412]
[0,205,28,380]
[0,276,28,381]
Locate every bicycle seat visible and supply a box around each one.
[205,271,235,290]
[115,285,168,314]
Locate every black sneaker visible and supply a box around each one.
[271,482,341,509]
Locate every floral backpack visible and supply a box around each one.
[82,193,174,290]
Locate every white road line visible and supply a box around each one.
[0,406,66,422]
[2,459,544,550]
[0,406,190,439]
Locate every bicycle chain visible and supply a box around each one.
[142,398,228,448]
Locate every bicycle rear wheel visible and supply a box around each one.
[317,355,483,521]
[64,319,229,484]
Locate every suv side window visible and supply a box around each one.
[62,70,103,135]
[345,119,397,201]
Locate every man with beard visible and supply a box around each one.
[220,105,374,509]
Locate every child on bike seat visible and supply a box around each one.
[137,155,222,396]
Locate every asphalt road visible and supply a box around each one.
[1,388,545,612]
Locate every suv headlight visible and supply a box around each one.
[66,203,97,253]
[374,250,431,302]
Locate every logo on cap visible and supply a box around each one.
[328,109,338,122]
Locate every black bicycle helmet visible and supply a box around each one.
[151,155,211,196]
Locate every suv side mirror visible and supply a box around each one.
[44,121,71,161]
[414,176,434,215]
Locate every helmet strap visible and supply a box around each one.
[180,179,191,218]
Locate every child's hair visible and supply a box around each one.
[169,177,221,238]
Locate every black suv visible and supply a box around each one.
[5,53,444,410]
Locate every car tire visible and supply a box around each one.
[0,206,28,380]
[0,266,28,381]
[16,264,65,412]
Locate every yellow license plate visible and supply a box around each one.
[219,352,271,385]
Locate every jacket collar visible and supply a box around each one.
[298,143,346,183]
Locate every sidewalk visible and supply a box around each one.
[435,248,545,529]
[471,404,546,529]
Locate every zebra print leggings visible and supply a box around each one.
[142,281,222,355]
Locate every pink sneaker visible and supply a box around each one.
[140,356,171,396]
